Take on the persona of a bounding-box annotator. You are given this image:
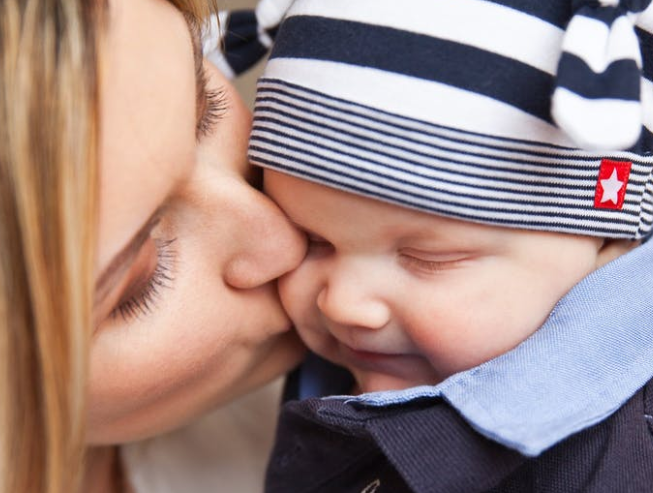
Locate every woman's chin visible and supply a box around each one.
[86,330,306,446]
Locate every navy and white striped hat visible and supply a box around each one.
[202,0,293,78]
[248,0,653,239]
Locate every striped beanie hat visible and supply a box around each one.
[248,0,653,239]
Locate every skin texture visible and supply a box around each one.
[88,0,306,445]
[265,171,634,393]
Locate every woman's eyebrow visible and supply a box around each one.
[184,15,210,133]
[94,209,162,308]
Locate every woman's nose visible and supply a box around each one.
[223,188,307,289]
[316,261,391,330]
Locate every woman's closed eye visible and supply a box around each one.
[109,237,177,322]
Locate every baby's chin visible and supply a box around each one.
[351,369,442,395]
[309,341,444,394]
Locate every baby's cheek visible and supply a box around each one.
[400,303,479,377]
[277,266,317,323]
[277,266,331,350]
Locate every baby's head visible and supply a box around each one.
[249,0,653,392]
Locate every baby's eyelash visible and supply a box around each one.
[196,65,229,139]
[110,238,177,322]
[399,255,450,274]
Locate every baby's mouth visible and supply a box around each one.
[334,339,435,386]
[338,342,406,371]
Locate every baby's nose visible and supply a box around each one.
[316,264,391,330]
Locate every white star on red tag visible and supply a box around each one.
[600,167,624,205]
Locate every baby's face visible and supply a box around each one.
[266,171,604,393]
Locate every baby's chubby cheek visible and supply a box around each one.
[277,271,309,327]
[277,270,330,350]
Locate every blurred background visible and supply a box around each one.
[219,0,266,108]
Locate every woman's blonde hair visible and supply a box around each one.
[0,1,216,492]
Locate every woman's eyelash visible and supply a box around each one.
[196,66,228,139]
[197,86,228,138]
[110,238,177,322]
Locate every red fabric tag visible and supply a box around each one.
[594,159,632,210]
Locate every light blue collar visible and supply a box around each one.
[335,239,653,457]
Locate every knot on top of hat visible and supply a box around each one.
[552,0,653,150]
[202,0,293,78]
